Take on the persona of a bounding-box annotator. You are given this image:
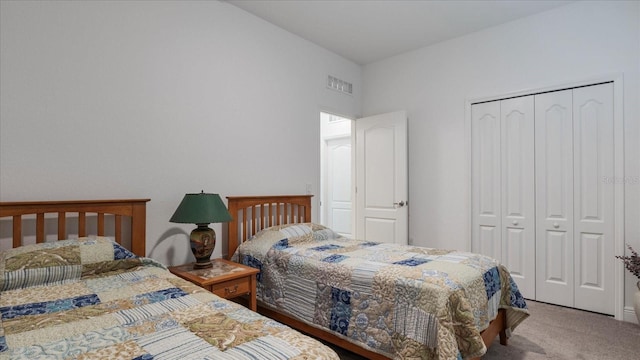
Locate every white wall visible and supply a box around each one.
[363,0,639,321]
[0,0,362,264]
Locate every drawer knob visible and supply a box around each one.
[225,285,239,295]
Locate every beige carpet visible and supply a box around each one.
[332,300,640,359]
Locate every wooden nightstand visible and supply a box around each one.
[169,258,260,311]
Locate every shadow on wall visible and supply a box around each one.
[149,227,190,265]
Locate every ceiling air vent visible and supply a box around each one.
[327,75,353,95]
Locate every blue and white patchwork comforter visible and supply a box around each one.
[0,237,339,359]
[232,223,529,360]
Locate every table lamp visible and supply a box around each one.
[170,191,233,268]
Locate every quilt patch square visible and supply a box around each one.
[329,287,351,335]
[280,224,313,238]
[0,293,100,320]
[350,261,385,294]
[284,276,316,323]
[322,254,347,263]
[132,354,153,360]
[393,258,430,267]
[132,287,187,305]
[311,244,343,252]
[5,246,81,271]
[273,239,290,250]
[185,313,264,351]
[360,242,380,247]
[393,304,438,348]
[509,277,527,309]
[483,267,501,300]
[137,326,217,358]
[242,255,263,282]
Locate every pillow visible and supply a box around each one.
[0,236,142,291]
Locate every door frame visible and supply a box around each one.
[465,74,625,320]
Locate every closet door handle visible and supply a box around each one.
[394,201,405,208]
[553,222,560,229]
[512,220,519,226]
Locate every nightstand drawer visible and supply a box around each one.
[211,277,251,299]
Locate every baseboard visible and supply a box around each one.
[623,306,638,324]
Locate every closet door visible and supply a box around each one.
[573,83,614,315]
[535,89,574,308]
[501,96,535,298]
[472,101,502,261]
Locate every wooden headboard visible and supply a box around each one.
[226,195,312,259]
[0,199,150,257]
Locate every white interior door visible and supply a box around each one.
[355,111,408,244]
[471,101,502,261]
[572,83,615,315]
[326,137,352,238]
[535,89,574,308]
[501,96,536,299]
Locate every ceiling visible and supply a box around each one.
[227,0,573,65]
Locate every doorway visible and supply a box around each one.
[320,110,409,243]
[320,112,353,238]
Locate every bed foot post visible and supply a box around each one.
[499,328,508,346]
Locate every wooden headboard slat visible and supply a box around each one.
[58,212,66,240]
[252,206,257,235]
[12,215,21,248]
[1,199,150,257]
[226,195,312,259]
[130,201,147,257]
[36,213,45,243]
[97,213,105,236]
[79,212,87,237]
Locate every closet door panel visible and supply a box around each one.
[573,83,614,315]
[472,101,501,261]
[535,89,574,307]
[501,96,535,298]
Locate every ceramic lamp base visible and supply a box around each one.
[190,224,216,269]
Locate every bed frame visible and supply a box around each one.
[0,199,150,257]
[226,195,507,360]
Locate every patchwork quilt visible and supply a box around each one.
[0,237,339,360]
[232,223,530,360]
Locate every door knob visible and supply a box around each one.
[512,220,519,226]
[553,222,560,228]
[394,201,405,207]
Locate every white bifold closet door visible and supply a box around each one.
[471,96,536,298]
[535,83,615,314]
[501,96,536,299]
[471,101,502,262]
[534,89,575,307]
[472,82,615,315]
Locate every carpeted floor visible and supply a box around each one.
[331,300,640,359]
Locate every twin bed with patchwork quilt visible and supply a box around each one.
[231,223,529,360]
[0,199,339,360]
[225,194,530,360]
[0,237,339,359]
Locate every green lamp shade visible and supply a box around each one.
[170,192,233,224]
